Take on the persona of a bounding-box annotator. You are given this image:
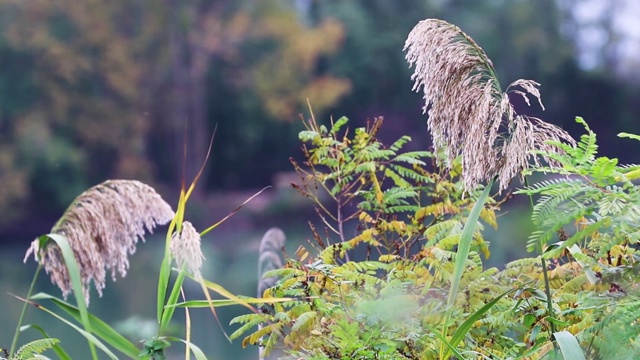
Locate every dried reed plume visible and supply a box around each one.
[257,227,286,298]
[404,19,575,191]
[170,221,205,279]
[257,227,286,360]
[24,179,175,303]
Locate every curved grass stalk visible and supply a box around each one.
[9,263,43,357]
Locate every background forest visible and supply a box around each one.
[1,0,640,358]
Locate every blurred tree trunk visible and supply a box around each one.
[166,2,210,190]
[161,1,249,190]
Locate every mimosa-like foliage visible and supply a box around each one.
[7,338,59,360]
[227,17,640,360]
[517,117,640,358]
[233,116,542,359]
[232,114,640,359]
[519,117,640,257]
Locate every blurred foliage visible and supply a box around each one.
[246,2,350,120]
[0,0,639,238]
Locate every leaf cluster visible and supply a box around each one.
[292,116,496,257]
[517,116,640,358]
[233,116,577,359]
[519,117,640,256]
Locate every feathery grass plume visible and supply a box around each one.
[257,227,286,298]
[24,180,175,303]
[404,19,575,191]
[257,227,286,360]
[170,221,205,279]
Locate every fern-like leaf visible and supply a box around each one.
[12,338,60,360]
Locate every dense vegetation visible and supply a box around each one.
[3,5,640,360]
[1,0,639,240]
[232,114,640,359]
[227,18,640,359]
[8,114,640,358]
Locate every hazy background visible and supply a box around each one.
[1,0,639,358]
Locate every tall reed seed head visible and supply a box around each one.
[24,179,175,304]
[404,19,575,191]
[257,227,286,298]
[170,221,205,279]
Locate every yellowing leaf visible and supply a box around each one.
[479,208,497,229]
[379,254,400,263]
[416,202,460,219]
[359,211,374,223]
[347,228,379,247]
[295,245,310,262]
[388,220,407,234]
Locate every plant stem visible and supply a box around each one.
[540,257,556,335]
[524,177,557,347]
[10,263,43,356]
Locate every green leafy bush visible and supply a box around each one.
[234,114,640,359]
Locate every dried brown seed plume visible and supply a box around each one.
[170,221,205,279]
[24,179,175,304]
[404,19,575,191]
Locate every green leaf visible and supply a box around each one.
[18,324,71,360]
[425,325,466,360]
[29,293,139,358]
[590,156,617,183]
[618,132,640,141]
[523,313,537,327]
[554,331,586,360]
[447,179,493,307]
[159,267,187,334]
[158,196,180,324]
[157,255,172,324]
[41,234,98,359]
[330,116,349,135]
[177,339,208,360]
[24,300,118,359]
[291,311,317,333]
[168,296,292,308]
[444,289,515,359]
[12,338,60,359]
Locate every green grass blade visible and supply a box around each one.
[158,211,179,324]
[444,289,514,358]
[44,234,98,360]
[10,262,43,356]
[19,297,118,359]
[30,292,139,358]
[425,325,466,359]
[19,324,71,360]
[167,337,208,360]
[167,296,293,308]
[447,179,493,307]
[554,331,586,360]
[159,268,187,333]
[157,254,173,323]
[191,275,257,312]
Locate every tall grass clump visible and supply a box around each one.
[229,18,592,360]
[405,18,576,356]
[10,167,276,359]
